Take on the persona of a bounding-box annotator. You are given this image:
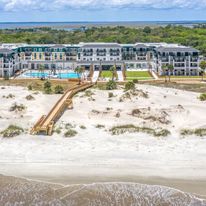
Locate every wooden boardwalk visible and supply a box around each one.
[31,82,94,135]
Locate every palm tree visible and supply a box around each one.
[161,65,167,82]
[38,64,45,79]
[199,61,206,81]
[109,65,116,81]
[75,66,84,84]
[168,64,174,82]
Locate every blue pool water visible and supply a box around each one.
[23,72,79,79]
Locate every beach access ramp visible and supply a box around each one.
[30,82,94,135]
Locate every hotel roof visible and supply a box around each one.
[156,46,199,53]
[80,42,121,48]
[0,48,14,54]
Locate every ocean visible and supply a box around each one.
[0,175,205,206]
[0,21,206,30]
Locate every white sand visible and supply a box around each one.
[0,84,206,185]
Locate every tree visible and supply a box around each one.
[143,26,151,34]
[44,81,52,94]
[199,61,206,81]
[168,64,174,82]
[74,67,84,84]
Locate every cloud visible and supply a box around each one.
[0,0,206,11]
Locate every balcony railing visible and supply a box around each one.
[83,53,93,56]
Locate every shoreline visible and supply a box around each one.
[1,164,206,196]
[1,172,206,198]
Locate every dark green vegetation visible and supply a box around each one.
[0,125,24,138]
[54,85,64,94]
[124,81,135,91]
[199,93,206,101]
[110,124,170,137]
[2,25,206,54]
[106,80,117,90]
[181,128,206,137]
[64,129,78,137]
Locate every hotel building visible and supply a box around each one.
[0,42,200,78]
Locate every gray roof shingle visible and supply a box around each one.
[156,46,199,53]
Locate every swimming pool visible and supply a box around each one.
[22,72,79,79]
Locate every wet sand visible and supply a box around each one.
[22,175,206,198]
[1,174,206,206]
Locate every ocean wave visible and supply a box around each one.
[0,175,205,206]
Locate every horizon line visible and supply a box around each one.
[1,20,206,23]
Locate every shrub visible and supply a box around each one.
[133,79,138,84]
[96,124,105,129]
[194,128,206,137]
[154,129,171,137]
[44,81,52,94]
[54,127,62,134]
[84,90,94,97]
[80,125,86,129]
[108,92,114,98]
[10,103,26,112]
[125,81,135,91]
[3,94,15,99]
[180,128,206,137]
[199,93,206,101]
[27,84,33,90]
[25,95,35,100]
[106,80,117,90]
[64,129,77,137]
[180,129,194,136]
[115,112,120,118]
[0,125,24,138]
[65,123,75,129]
[109,124,170,137]
[54,85,64,94]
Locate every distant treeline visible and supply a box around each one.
[1,25,206,55]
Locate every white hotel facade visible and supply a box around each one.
[0,42,200,78]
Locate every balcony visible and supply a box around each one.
[110,53,120,56]
[25,52,32,56]
[83,49,93,52]
[174,64,185,67]
[97,53,106,56]
[97,49,106,53]
[66,57,76,61]
[45,52,51,56]
[190,58,198,62]
[190,63,198,67]
[83,53,93,56]
[66,52,77,56]
[174,58,185,62]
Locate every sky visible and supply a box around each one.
[0,0,206,22]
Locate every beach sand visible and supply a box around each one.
[0,84,206,199]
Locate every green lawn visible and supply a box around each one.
[160,75,202,79]
[101,71,113,78]
[126,71,153,80]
